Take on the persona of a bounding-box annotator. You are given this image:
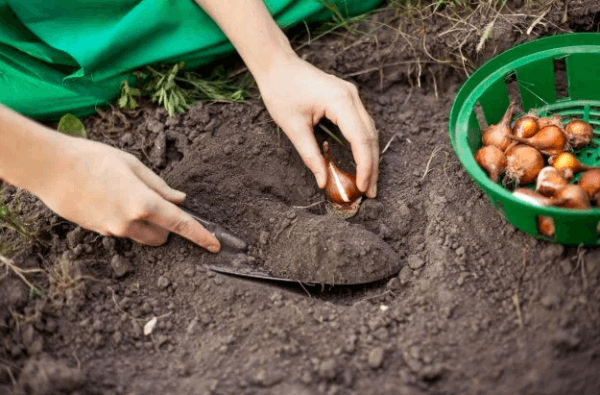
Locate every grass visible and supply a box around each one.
[0,188,38,255]
[119,62,255,117]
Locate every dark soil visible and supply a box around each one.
[3,2,600,395]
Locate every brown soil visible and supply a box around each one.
[3,2,600,395]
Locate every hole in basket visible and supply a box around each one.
[537,215,555,239]
[554,58,568,99]
[474,103,487,130]
[505,73,523,112]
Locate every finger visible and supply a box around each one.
[326,105,376,194]
[283,119,328,189]
[125,221,170,247]
[355,106,379,198]
[129,159,186,204]
[144,200,221,253]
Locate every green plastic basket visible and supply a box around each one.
[448,33,600,245]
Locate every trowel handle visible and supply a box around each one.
[180,208,248,252]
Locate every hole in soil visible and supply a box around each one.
[222,274,392,305]
[554,58,569,99]
[166,138,183,164]
[505,73,523,112]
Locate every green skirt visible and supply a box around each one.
[0,0,382,120]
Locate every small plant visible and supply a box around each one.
[146,62,192,117]
[0,254,43,297]
[143,62,254,117]
[0,189,38,255]
[118,80,142,110]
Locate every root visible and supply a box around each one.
[0,254,43,295]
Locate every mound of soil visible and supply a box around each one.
[2,2,600,395]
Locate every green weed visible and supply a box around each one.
[141,62,254,117]
[118,80,141,110]
[0,188,37,255]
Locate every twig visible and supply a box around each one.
[421,146,443,180]
[4,365,16,386]
[527,8,550,35]
[380,134,399,158]
[0,255,42,294]
[512,293,524,329]
[292,201,325,210]
[429,67,438,100]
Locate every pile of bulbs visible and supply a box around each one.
[474,102,599,237]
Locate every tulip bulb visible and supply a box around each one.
[537,114,563,129]
[475,145,507,182]
[322,141,363,215]
[578,168,600,201]
[508,125,567,156]
[481,102,515,151]
[565,119,593,148]
[552,185,591,209]
[512,114,539,139]
[535,166,569,197]
[549,152,590,179]
[505,144,544,185]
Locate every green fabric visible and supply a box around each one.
[0,0,383,120]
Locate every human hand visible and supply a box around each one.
[35,136,221,251]
[255,54,378,198]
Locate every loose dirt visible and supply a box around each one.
[2,2,600,395]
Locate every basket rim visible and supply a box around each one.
[448,33,600,219]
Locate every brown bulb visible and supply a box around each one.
[505,144,544,185]
[475,145,507,182]
[537,216,555,238]
[512,188,554,207]
[552,185,591,209]
[578,168,600,201]
[565,119,593,148]
[509,125,567,156]
[323,142,363,212]
[535,166,569,197]
[513,115,539,138]
[549,152,589,179]
[537,114,562,129]
[481,102,515,151]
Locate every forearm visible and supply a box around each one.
[0,105,68,193]
[193,0,295,80]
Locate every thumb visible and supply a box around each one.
[283,120,327,189]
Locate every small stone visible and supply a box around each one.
[66,227,86,249]
[540,293,560,308]
[455,246,466,256]
[399,266,412,285]
[259,231,270,245]
[368,347,385,369]
[387,277,401,291]
[102,237,116,251]
[183,267,195,277]
[318,359,338,380]
[223,145,234,155]
[157,275,171,290]
[120,132,134,145]
[540,244,564,262]
[111,255,134,278]
[407,255,425,270]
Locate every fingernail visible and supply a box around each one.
[174,190,186,200]
[207,244,220,253]
[371,185,377,197]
